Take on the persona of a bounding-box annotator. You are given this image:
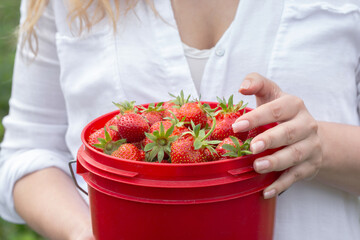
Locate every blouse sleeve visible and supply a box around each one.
[0,0,71,223]
[357,61,360,119]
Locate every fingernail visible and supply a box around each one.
[251,141,265,154]
[264,189,276,199]
[240,79,251,90]
[254,159,270,172]
[232,120,250,132]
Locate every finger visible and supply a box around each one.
[239,73,284,106]
[232,94,306,133]
[262,160,321,199]
[249,114,318,154]
[253,136,321,173]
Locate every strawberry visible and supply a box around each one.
[139,102,165,126]
[162,101,181,119]
[88,127,123,153]
[215,136,242,160]
[178,102,209,129]
[163,90,191,119]
[116,113,150,143]
[149,121,173,134]
[247,127,260,139]
[144,122,178,162]
[105,114,121,129]
[113,100,137,114]
[171,121,221,163]
[150,117,188,137]
[211,95,248,141]
[219,136,252,159]
[111,143,145,161]
[171,137,208,163]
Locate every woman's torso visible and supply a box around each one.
[52,0,360,239]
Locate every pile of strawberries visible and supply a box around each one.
[88,92,258,163]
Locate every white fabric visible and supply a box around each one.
[182,42,212,94]
[1,0,360,239]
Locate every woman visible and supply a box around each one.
[1,0,359,239]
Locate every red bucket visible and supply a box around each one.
[75,102,281,240]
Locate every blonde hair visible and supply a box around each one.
[21,0,156,54]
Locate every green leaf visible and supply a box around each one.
[194,138,202,150]
[239,102,248,110]
[153,131,161,138]
[198,129,206,139]
[241,150,253,155]
[222,144,237,153]
[228,95,234,108]
[145,132,158,142]
[149,147,160,161]
[97,138,107,145]
[165,124,175,138]
[104,127,111,142]
[230,136,241,149]
[109,125,118,131]
[144,142,156,152]
[157,150,165,162]
[168,135,179,143]
[159,122,165,136]
[194,123,201,137]
[207,140,222,145]
[165,146,172,154]
[223,152,239,158]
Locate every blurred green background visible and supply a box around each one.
[0,1,45,239]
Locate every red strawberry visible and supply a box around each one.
[111,143,144,161]
[171,122,220,163]
[162,101,181,119]
[88,127,121,152]
[150,120,187,138]
[143,122,178,162]
[113,100,137,114]
[211,95,248,141]
[212,114,248,141]
[215,136,243,160]
[142,111,163,126]
[163,90,191,119]
[139,149,146,161]
[149,121,173,133]
[217,136,252,160]
[171,137,208,163]
[105,115,120,128]
[139,103,165,126]
[247,127,260,139]
[116,113,150,143]
[178,102,208,128]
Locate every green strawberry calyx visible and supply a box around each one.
[215,95,248,116]
[221,136,253,158]
[168,90,192,108]
[182,117,221,157]
[112,100,137,115]
[93,127,127,155]
[138,102,165,113]
[144,122,178,163]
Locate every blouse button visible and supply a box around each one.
[215,48,225,57]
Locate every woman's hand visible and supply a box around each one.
[232,73,323,199]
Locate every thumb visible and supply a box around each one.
[239,73,284,106]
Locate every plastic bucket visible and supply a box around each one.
[76,103,281,240]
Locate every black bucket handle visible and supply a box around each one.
[68,160,88,195]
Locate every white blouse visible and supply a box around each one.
[1,0,360,239]
[182,42,213,94]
